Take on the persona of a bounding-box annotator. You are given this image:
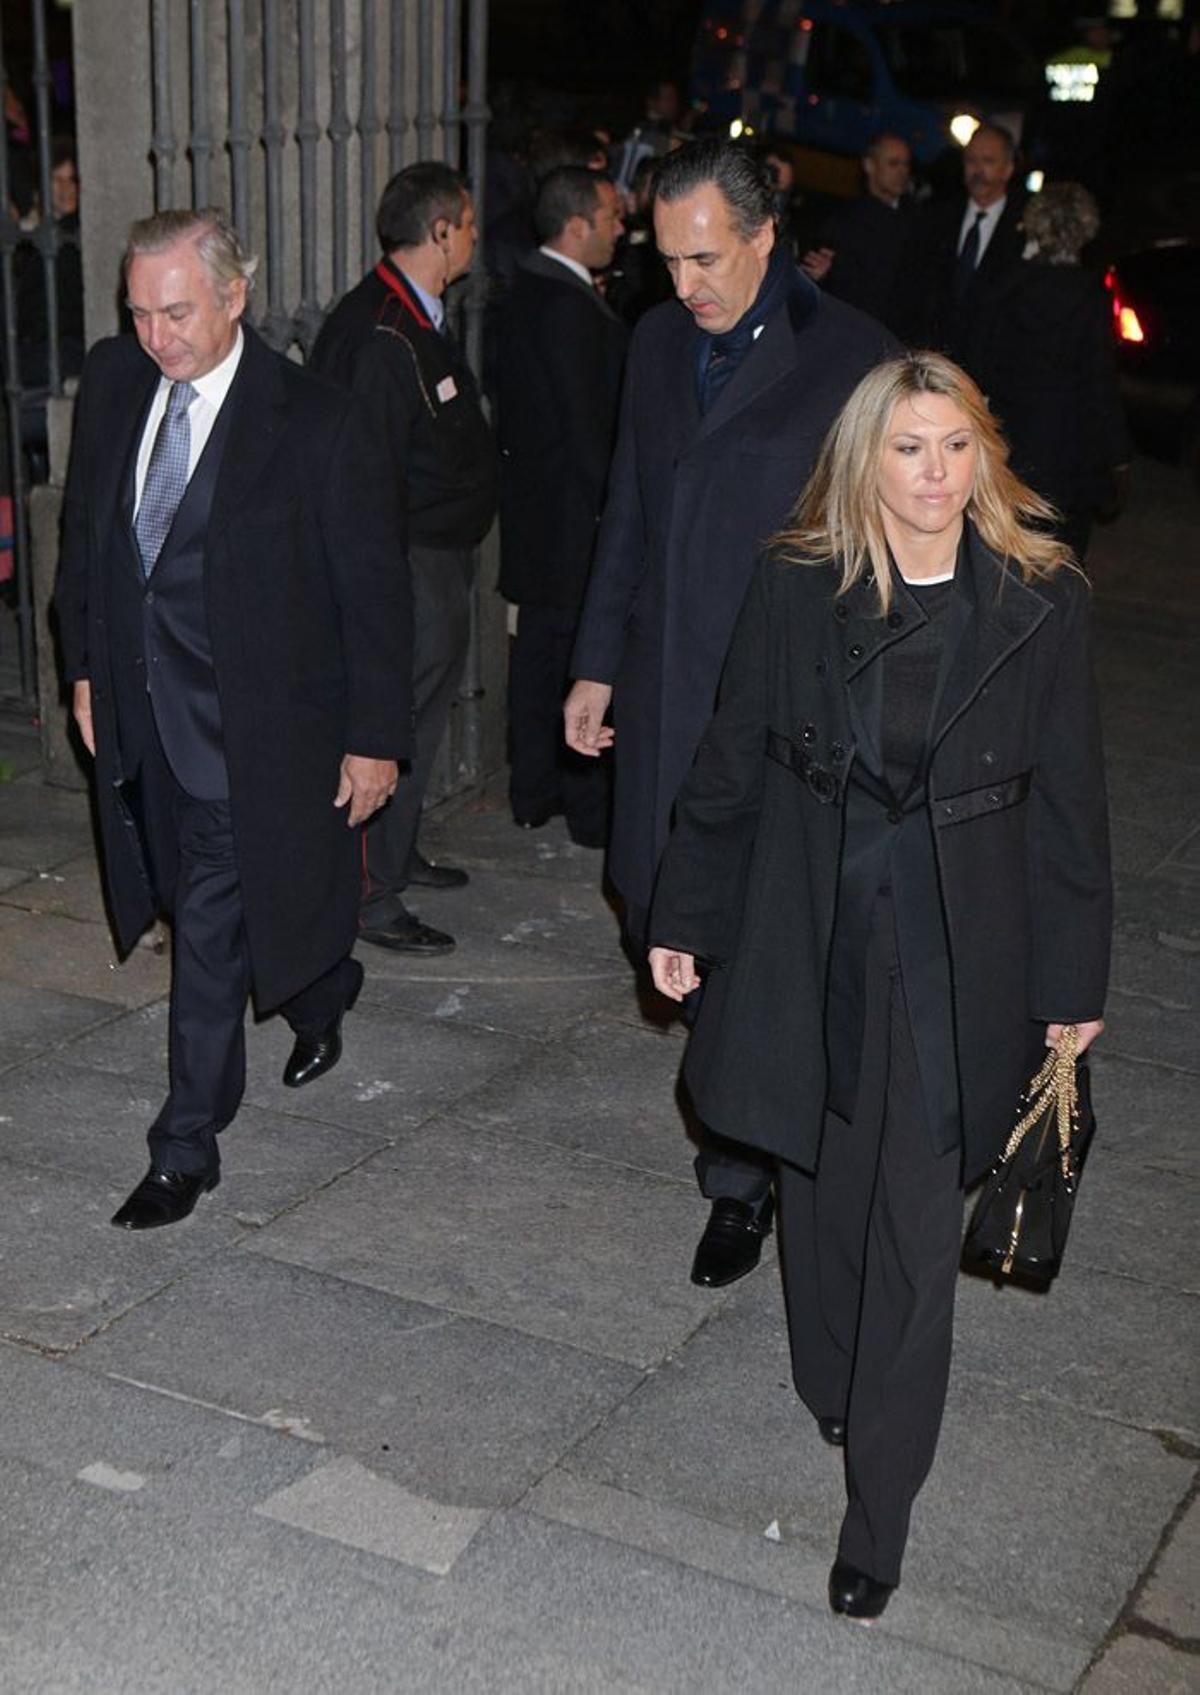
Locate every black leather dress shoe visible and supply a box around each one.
[690,1195,775,1288]
[111,1166,219,1230]
[406,851,469,890]
[828,1560,894,1622]
[282,963,363,1088]
[817,1416,847,1448]
[358,914,456,955]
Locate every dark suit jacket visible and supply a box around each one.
[816,195,924,343]
[570,272,896,919]
[496,251,629,610]
[922,192,1027,377]
[54,326,412,1011]
[649,528,1111,1184]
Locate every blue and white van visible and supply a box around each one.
[690,1,1040,194]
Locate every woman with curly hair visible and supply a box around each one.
[648,351,1112,1621]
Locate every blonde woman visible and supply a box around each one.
[648,351,1112,1621]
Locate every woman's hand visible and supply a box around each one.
[1047,1019,1104,1057]
[649,946,700,1002]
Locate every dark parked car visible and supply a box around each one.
[1104,241,1200,484]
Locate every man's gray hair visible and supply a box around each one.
[124,208,259,297]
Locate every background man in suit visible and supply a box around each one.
[924,123,1026,377]
[564,141,893,1290]
[312,163,498,956]
[54,209,411,1230]
[497,166,627,847]
[801,133,923,342]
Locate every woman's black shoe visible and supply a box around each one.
[817,1415,847,1447]
[828,1559,894,1622]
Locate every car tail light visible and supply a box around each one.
[1104,268,1148,345]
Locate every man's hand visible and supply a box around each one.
[72,678,95,756]
[649,946,700,1003]
[334,755,399,827]
[564,679,614,757]
[1047,1019,1104,1057]
[801,246,835,282]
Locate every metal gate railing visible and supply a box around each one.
[149,0,492,803]
[0,0,75,714]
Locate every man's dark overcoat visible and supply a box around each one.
[54,326,412,1012]
[649,528,1112,1185]
[497,250,628,610]
[570,273,894,920]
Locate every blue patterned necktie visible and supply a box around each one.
[135,380,196,576]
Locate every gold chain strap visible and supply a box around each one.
[999,1024,1079,1183]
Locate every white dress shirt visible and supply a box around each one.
[956,196,1007,268]
[133,328,245,517]
[537,245,596,290]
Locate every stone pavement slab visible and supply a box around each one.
[244,1116,711,1366]
[0,1059,392,1219]
[1078,1635,1200,1694]
[453,1009,695,1182]
[54,994,534,1138]
[0,978,118,1072]
[1087,1052,1199,1176]
[0,848,111,923]
[1140,1492,1200,1640]
[0,902,169,1004]
[0,773,95,868]
[1065,1157,1200,1292]
[74,1251,641,1509]
[954,1264,1200,1440]
[0,1157,238,1351]
[420,795,607,887]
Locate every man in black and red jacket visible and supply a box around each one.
[312,163,497,953]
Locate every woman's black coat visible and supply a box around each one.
[648,527,1112,1185]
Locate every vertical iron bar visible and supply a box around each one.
[441,0,461,166]
[30,0,59,394]
[358,0,380,265]
[0,8,33,704]
[260,0,290,348]
[388,0,408,172]
[150,0,178,207]
[227,0,251,240]
[329,0,351,298]
[459,0,490,780]
[295,0,322,350]
[462,0,488,382]
[189,0,213,205]
[416,0,435,158]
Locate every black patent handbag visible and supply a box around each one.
[961,1026,1096,1287]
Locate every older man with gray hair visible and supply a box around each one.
[55,207,411,1230]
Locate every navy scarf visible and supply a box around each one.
[695,243,797,415]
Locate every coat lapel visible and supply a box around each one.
[695,305,797,443]
[521,249,621,322]
[206,327,290,541]
[105,360,160,578]
[930,528,1050,751]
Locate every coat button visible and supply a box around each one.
[988,792,1002,806]
[815,659,828,677]
[801,723,816,743]
[887,808,901,824]
[942,803,955,819]
[848,643,864,660]
[830,741,845,761]
[145,591,155,604]
[981,749,997,766]
[886,610,904,628]
[833,603,849,622]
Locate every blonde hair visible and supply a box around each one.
[774,350,1071,613]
